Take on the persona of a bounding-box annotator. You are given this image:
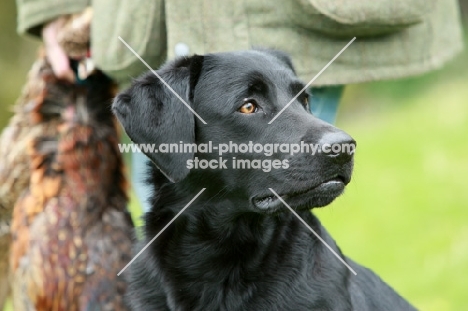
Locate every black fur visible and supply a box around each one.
[112,50,416,311]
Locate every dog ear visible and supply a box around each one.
[113,55,204,183]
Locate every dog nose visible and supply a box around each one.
[319,131,356,164]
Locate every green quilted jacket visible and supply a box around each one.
[16,0,464,86]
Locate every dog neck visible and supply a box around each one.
[140,168,350,309]
[144,167,329,263]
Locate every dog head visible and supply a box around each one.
[112,50,355,213]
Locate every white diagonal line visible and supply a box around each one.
[117,188,206,276]
[118,36,207,125]
[268,37,356,124]
[268,188,357,275]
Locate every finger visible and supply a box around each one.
[48,44,75,82]
[43,19,75,82]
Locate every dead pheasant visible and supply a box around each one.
[0,7,92,214]
[0,7,134,310]
[0,9,94,309]
[0,52,62,310]
[10,66,133,310]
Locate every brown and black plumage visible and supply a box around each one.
[0,7,92,214]
[0,11,95,308]
[0,8,133,310]
[9,62,133,311]
[0,54,62,309]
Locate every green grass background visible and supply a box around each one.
[316,71,468,310]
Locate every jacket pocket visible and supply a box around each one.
[296,0,436,37]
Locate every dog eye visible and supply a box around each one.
[238,100,259,114]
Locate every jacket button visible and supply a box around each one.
[175,43,190,56]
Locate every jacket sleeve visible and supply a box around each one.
[16,0,89,37]
[90,0,167,85]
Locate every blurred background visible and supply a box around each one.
[1,1,467,310]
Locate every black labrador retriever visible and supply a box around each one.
[112,50,416,311]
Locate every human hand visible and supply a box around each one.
[42,17,75,82]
